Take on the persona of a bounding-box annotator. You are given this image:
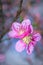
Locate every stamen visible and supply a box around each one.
[23,36,31,44]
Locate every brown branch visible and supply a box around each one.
[13,0,23,21]
[0,0,23,42]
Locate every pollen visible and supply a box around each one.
[23,36,31,44]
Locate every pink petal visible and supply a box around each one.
[11,22,21,32]
[18,32,28,38]
[21,19,33,37]
[22,19,31,26]
[18,25,33,38]
[33,33,41,41]
[21,19,31,29]
[15,40,26,52]
[8,30,19,38]
[30,25,33,33]
[17,26,32,38]
[26,42,34,55]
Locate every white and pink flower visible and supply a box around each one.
[8,19,41,55]
[8,19,33,38]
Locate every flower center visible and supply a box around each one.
[19,30,24,35]
[22,36,31,44]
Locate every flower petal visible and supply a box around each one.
[8,30,18,38]
[22,19,31,29]
[21,19,33,37]
[22,19,31,26]
[33,33,41,41]
[30,25,33,33]
[26,42,34,55]
[18,25,33,38]
[11,22,21,32]
[15,40,26,52]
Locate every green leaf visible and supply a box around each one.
[32,22,38,27]
[20,16,23,22]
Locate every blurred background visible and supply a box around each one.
[0,0,43,65]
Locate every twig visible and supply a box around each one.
[13,0,23,21]
[0,0,23,42]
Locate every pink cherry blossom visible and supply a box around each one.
[15,33,41,55]
[8,19,33,38]
[8,19,41,55]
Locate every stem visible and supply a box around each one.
[0,0,23,42]
[0,0,4,42]
[13,0,23,21]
